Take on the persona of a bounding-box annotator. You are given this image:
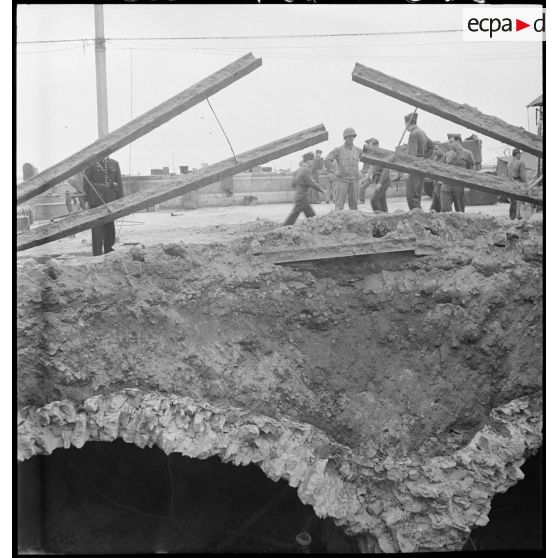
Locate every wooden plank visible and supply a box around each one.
[352,63,543,158]
[16,53,262,204]
[360,147,543,205]
[253,239,417,264]
[17,125,328,251]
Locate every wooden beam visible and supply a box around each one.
[252,239,417,264]
[360,147,543,206]
[16,125,328,251]
[352,63,543,158]
[16,53,262,204]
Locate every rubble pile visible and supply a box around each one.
[17,211,542,552]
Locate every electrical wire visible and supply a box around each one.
[17,29,463,44]
[206,98,238,163]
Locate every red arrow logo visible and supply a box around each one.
[516,19,530,31]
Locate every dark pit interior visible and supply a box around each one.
[17,439,359,554]
[464,446,543,551]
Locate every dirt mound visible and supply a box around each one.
[17,212,542,460]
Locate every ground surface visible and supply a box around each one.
[17,206,543,552]
[17,209,542,459]
[18,198,521,260]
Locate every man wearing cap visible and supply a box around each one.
[83,157,124,256]
[359,137,376,204]
[507,148,527,219]
[324,127,362,210]
[440,134,475,213]
[404,112,433,210]
[428,144,445,212]
[362,138,392,212]
[283,152,326,226]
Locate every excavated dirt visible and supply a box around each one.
[17,210,543,552]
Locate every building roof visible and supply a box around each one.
[527,95,543,107]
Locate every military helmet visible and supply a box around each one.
[343,127,357,138]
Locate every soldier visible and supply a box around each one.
[324,127,362,211]
[429,144,446,212]
[359,137,376,204]
[404,112,433,210]
[312,149,324,179]
[65,190,73,214]
[507,148,527,219]
[440,134,475,213]
[362,138,392,212]
[83,157,124,256]
[283,152,325,226]
[322,159,337,204]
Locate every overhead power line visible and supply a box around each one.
[17,28,462,45]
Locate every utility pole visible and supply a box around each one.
[94,5,109,138]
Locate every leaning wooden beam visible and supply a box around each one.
[16,53,262,205]
[360,147,543,205]
[17,125,328,251]
[352,63,543,158]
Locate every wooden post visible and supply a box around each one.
[16,53,262,204]
[17,125,328,252]
[94,5,109,138]
[352,63,543,158]
[360,147,543,205]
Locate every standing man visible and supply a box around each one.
[440,133,475,213]
[429,144,446,212]
[322,159,337,204]
[83,157,124,256]
[283,152,325,226]
[324,128,362,211]
[312,150,324,180]
[507,148,527,219]
[404,112,432,210]
[362,138,392,212]
[65,190,73,214]
[359,137,376,204]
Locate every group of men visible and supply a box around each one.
[75,116,531,253]
[284,111,482,226]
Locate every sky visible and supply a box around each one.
[16,4,543,176]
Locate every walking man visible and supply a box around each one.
[507,148,527,219]
[404,112,432,210]
[83,157,124,256]
[324,127,362,211]
[283,152,325,226]
[440,133,475,213]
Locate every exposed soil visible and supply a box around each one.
[17,211,542,462]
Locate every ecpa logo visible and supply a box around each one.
[463,8,545,42]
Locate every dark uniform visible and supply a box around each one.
[83,158,124,256]
[507,154,527,219]
[441,145,475,212]
[370,166,392,212]
[283,157,324,226]
[405,116,433,210]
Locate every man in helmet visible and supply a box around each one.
[324,127,363,210]
[283,152,325,226]
[404,112,433,210]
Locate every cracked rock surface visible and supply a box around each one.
[17,211,542,552]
